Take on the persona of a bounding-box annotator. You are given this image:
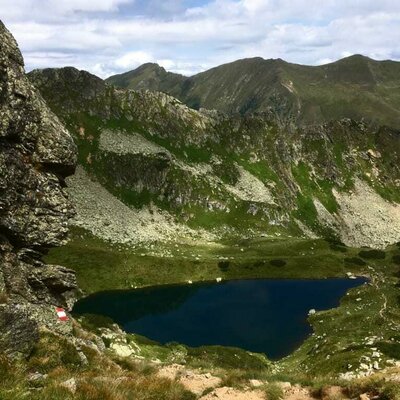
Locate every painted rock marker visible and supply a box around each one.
[56,307,69,321]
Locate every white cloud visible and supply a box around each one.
[316,58,333,65]
[156,59,208,75]
[0,0,130,20]
[114,51,154,69]
[47,0,130,13]
[1,0,399,78]
[9,22,121,52]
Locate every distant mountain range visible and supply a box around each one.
[106,55,400,127]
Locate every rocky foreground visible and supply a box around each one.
[0,20,78,356]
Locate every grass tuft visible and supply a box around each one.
[264,383,284,400]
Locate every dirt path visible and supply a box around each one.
[199,386,265,400]
[157,364,320,400]
[157,364,221,396]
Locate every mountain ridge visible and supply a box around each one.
[28,66,400,249]
[106,55,400,127]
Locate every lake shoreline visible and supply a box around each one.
[73,277,368,360]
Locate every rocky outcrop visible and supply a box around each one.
[29,65,400,249]
[0,21,78,357]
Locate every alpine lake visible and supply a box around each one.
[73,277,367,360]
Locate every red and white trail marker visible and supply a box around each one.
[55,307,69,321]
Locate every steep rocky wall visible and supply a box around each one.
[0,21,78,357]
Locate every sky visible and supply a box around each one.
[1,0,400,78]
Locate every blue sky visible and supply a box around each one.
[1,0,399,77]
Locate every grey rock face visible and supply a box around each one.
[0,21,78,357]
[0,22,76,248]
[0,304,39,358]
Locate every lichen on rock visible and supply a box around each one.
[0,20,78,357]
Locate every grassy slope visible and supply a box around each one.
[107,55,400,127]
[282,245,400,376]
[0,330,197,400]
[46,228,368,294]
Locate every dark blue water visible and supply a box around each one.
[73,278,366,359]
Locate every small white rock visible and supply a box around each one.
[249,379,263,387]
[61,378,77,394]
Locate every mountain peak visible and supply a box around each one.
[105,55,400,126]
[136,62,166,72]
[29,66,104,85]
[106,62,185,92]
[334,54,374,65]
